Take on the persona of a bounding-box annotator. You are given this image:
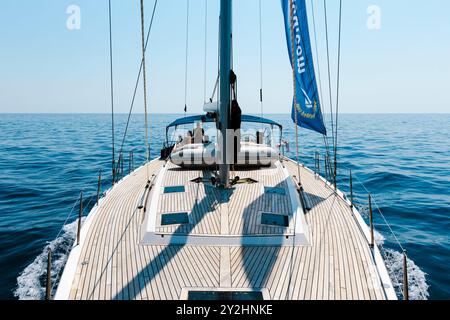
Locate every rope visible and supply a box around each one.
[323,0,336,168]
[51,168,104,243]
[287,1,299,297]
[184,0,190,116]
[209,16,221,104]
[258,0,264,127]
[50,192,98,294]
[203,0,208,103]
[108,0,115,185]
[289,0,302,186]
[53,198,79,241]
[334,0,343,187]
[139,0,150,182]
[116,0,158,173]
[310,0,332,166]
[310,0,324,123]
[337,163,406,253]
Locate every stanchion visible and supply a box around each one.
[350,170,353,208]
[403,251,409,300]
[369,194,374,248]
[77,192,83,246]
[97,170,102,206]
[46,249,52,300]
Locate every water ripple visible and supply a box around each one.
[1,113,449,299]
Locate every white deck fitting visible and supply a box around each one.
[141,161,309,246]
[55,157,397,300]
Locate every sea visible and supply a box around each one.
[0,113,449,300]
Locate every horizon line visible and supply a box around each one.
[1,112,449,115]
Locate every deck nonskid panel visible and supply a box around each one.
[141,161,310,246]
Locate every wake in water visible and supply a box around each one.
[357,204,430,300]
[375,231,430,300]
[14,218,84,300]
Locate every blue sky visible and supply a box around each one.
[0,0,449,114]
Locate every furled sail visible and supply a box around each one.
[281,0,327,135]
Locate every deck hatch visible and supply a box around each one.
[188,291,264,301]
[161,212,189,226]
[163,186,186,194]
[261,213,289,227]
[264,187,286,195]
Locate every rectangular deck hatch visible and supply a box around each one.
[188,291,264,301]
[264,187,286,195]
[164,186,186,194]
[261,213,289,227]
[161,212,189,226]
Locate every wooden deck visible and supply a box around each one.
[61,158,390,300]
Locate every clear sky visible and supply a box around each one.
[0,0,449,114]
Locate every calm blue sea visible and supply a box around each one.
[0,113,449,300]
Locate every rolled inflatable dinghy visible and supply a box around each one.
[169,142,278,168]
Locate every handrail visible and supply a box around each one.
[48,192,98,298]
[351,172,406,252]
[115,149,137,183]
[308,152,406,252]
[45,170,106,299]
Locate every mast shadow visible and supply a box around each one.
[238,179,290,297]
[107,169,233,300]
[302,191,327,211]
[238,178,326,298]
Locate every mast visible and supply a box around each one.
[218,0,232,187]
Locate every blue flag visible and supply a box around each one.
[281,0,327,135]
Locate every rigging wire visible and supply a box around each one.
[258,0,264,124]
[323,0,336,172]
[116,0,158,172]
[287,0,300,299]
[184,0,190,116]
[289,0,302,188]
[310,0,333,179]
[139,0,150,182]
[210,10,222,104]
[334,0,343,188]
[310,0,324,119]
[203,0,208,104]
[108,0,115,185]
[310,1,328,141]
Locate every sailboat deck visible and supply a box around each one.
[63,158,389,300]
